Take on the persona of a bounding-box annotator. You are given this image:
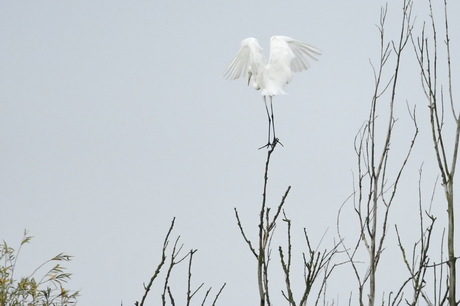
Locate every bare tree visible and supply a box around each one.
[338,2,418,305]
[235,140,339,305]
[135,218,225,306]
[278,212,341,306]
[393,166,437,305]
[235,142,291,306]
[410,0,458,304]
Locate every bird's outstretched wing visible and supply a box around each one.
[272,36,321,73]
[224,38,265,82]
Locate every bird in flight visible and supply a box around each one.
[224,36,320,148]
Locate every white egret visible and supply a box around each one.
[224,36,320,148]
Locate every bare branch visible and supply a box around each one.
[136,218,176,306]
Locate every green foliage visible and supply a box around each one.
[0,230,78,306]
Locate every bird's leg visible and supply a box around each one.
[265,96,272,145]
[258,96,272,150]
[270,96,275,142]
[270,96,283,147]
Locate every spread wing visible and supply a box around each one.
[224,37,265,81]
[273,36,321,73]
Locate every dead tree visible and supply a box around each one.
[234,142,291,306]
[135,218,225,306]
[278,212,341,306]
[235,140,339,305]
[338,2,418,305]
[410,0,458,304]
[393,166,437,305]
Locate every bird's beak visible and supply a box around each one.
[247,72,252,86]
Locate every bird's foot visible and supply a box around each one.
[258,142,271,150]
[272,138,283,147]
[258,138,283,150]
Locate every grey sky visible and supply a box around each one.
[1,1,459,304]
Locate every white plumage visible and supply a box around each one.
[224,36,320,96]
[224,36,320,148]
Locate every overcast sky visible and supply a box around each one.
[1,1,459,305]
